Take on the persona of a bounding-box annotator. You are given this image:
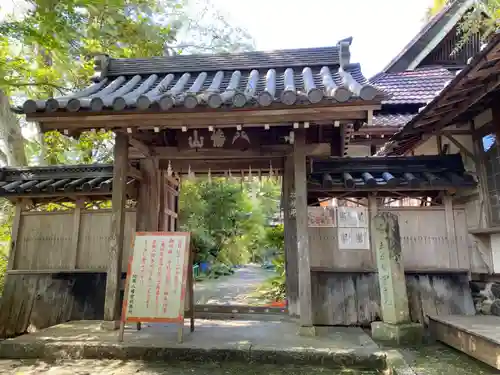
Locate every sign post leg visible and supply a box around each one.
[118,320,125,342]
[189,247,195,333]
[177,322,184,343]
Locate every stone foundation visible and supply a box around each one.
[470,281,500,316]
[371,321,423,345]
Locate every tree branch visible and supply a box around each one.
[8,82,69,95]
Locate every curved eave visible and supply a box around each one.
[19,66,386,116]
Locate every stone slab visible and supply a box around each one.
[0,320,387,371]
[429,315,500,370]
[371,321,423,346]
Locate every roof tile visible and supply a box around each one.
[371,67,454,105]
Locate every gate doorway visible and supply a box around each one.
[177,172,288,319]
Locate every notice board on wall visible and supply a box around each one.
[119,232,194,343]
[337,207,370,250]
[308,206,337,227]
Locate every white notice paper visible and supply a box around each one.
[338,227,370,250]
[123,232,190,323]
[337,207,369,228]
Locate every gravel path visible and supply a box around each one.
[194,264,274,305]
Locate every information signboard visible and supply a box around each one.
[119,232,193,342]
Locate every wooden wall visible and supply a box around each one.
[308,205,477,326]
[0,273,106,338]
[309,206,472,272]
[311,272,475,326]
[12,209,136,273]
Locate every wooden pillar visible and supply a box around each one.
[368,194,378,267]
[443,195,462,269]
[136,158,161,232]
[70,199,84,269]
[293,129,314,331]
[283,155,299,317]
[371,212,422,344]
[6,201,23,271]
[104,132,128,322]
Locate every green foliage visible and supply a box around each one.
[426,0,499,51]
[265,224,284,253]
[0,200,14,295]
[0,0,255,167]
[254,224,285,302]
[179,177,281,272]
[255,255,286,302]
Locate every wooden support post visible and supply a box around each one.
[104,132,128,323]
[188,245,195,333]
[6,201,23,271]
[368,194,378,266]
[283,155,299,318]
[371,212,422,344]
[136,158,161,232]
[70,199,84,269]
[443,195,460,269]
[293,129,314,333]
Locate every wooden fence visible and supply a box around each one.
[10,209,136,274]
[308,205,476,326]
[309,206,473,273]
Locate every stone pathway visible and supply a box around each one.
[194,264,273,305]
[0,360,372,374]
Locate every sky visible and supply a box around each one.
[1,0,434,78]
[212,0,434,77]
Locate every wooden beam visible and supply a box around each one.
[441,131,477,163]
[129,144,331,160]
[128,136,152,157]
[30,103,382,123]
[127,165,143,181]
[418,75,500,131]
[293,129,313,329]
[160,158,284,173]
[104,132,128,322]
[33,105,382,132]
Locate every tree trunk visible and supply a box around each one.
[0,90,27,166]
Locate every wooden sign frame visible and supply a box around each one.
[119,232,195,343]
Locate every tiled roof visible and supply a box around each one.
[371,67,454,105]
[377,32,500,157]
[372,113,416,128]
[20,39,385,114]
[308,153,475,191]
[0,164,136,198]
[106,46,342,76]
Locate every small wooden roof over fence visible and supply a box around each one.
[0,154,475,203]
[0,164,138,203]
[307,153,476,198]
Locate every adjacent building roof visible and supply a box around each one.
[308,153,476,193]
[383,0,475,73]
[371,67,455,105]
[371,113,416,128]
[377,32,500,156]
[19,38,385,115]
[0,164,137,200]
[365,67,454,129]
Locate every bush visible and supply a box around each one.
[256,254,286,302]
[208,262,234,278]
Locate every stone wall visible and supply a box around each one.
[470,281,500,316]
